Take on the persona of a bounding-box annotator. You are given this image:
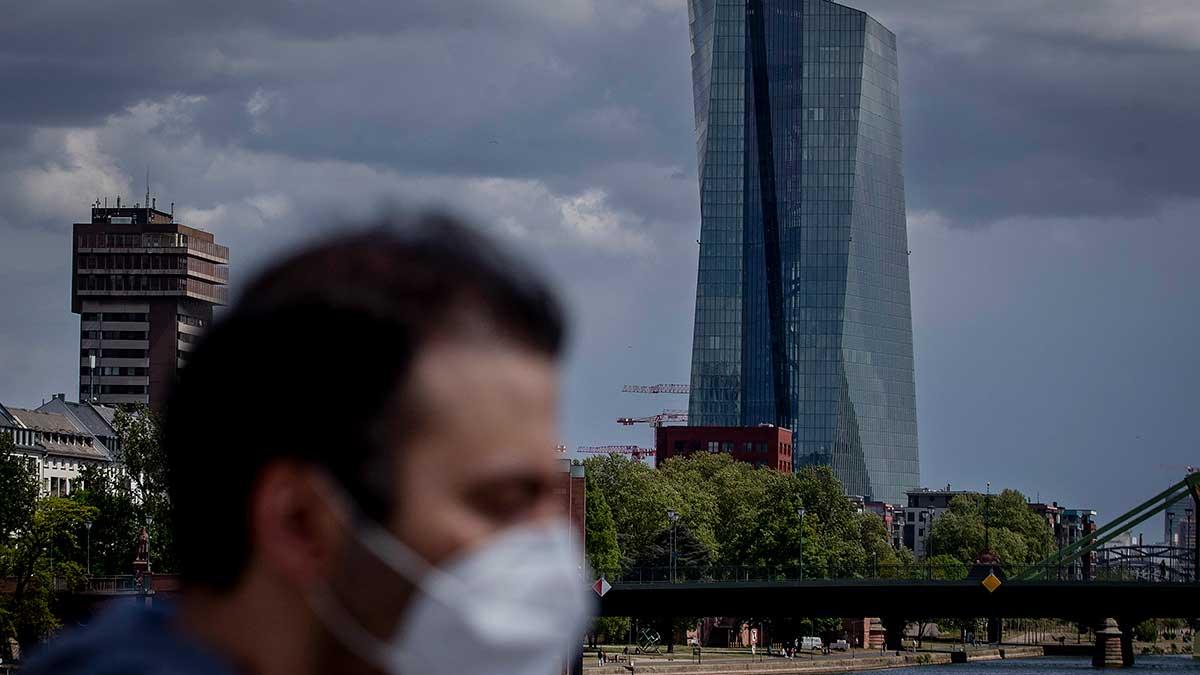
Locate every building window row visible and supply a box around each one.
[81,312,148,322]
[77,274,191,293]
[177,314,208,328]
[81,366,148,377]
[91,384,147,395]
[78,253,187,271]
[672,440,786,455]
[81,348,147,359]
[78,232,190,249]
[82,330,147,341]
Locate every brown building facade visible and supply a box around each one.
[555,459,586,547]
[72,204,229,407]
[655,425,793,473]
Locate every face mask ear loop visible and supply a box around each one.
[356,522,466,610]
[306,584,396,672]
[312,472,466,611]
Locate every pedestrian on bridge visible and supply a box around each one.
[23,215,594,675]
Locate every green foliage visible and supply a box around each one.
[926,554,969,580]
[0,435,38,539]
[71,466,139,575]
[583,455,894,580]
[110,407,176,572]
[1133,619,1158,643]
[584,477,620,576]
[929,490,1055,566]
[583,454,671,570]
[591,616,631,644]
[0,497,98,654]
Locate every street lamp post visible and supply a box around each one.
[144,514,154,602]
[926,508,936,579]
[1167,511,1176,580]
[1187,508,1196,583]
[797,508,806,580]
[1185,506,1195,581]
[667,510,679,583]
[984,482,992,556]
[84,520,92,576]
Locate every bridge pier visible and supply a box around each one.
[1092,618,1130,668]
[1118,620,1135,667]
[987,617,1003,644]
[883,617,905,651]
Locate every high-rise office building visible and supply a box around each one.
[72,201,229,407]
[685,0,918,503]
[1165,498,1197,550]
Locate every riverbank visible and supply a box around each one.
[582,646,1046,674]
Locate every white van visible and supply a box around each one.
[800,637,823,651]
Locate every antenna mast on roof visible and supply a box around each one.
[145,168,151,212]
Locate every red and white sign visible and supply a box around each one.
[593,577,612,597]
[750,629,759,646]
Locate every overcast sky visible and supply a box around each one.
[2,1,1197,533]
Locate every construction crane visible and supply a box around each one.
[617,410,688,427]
[623,383,690,394]
[1158,464,1198,474]
[577,445,657,461]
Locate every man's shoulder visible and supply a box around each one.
[23,601,235,675]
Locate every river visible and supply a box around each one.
[851,656,1200,675]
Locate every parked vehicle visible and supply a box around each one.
[800,637,823,651]
[831,639,850,651]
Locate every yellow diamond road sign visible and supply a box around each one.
[981,572,1002,593]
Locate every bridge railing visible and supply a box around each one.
[607,562,1199,585]
[82,576,144,593]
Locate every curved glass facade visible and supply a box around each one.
[686,0,918,503]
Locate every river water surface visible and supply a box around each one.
[850,656,1200,675]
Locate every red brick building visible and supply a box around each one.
[655,425,792,473]
[556,459,586,545]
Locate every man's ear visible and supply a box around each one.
[248,461,344,586]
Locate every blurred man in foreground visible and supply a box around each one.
[26,214,592,675]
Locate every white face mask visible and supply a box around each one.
[308,496,595,675]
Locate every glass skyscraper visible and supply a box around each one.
[686,0,918,503]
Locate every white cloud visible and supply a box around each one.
[57,94,658,256]
[14,128,128,222]
[558,188,650,252]
[246,88,281,135]
[906,209,951,234]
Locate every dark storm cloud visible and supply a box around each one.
[1,0,1197,525]
[854,0,1200,223]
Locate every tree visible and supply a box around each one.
[929,490,1054,567]
[0,497,97,656]
[110,406,176,572]
[634,522,713,580]
[583,455,671,571]
[859,511,900,574]
[71,466,139,575]
[722,467,871,579]
[1133,619,1158,643]
[584,475,620,577]
[0,434,38,538]
[656,452,765,567]
[582,454,900,650]
[585,455,896,582]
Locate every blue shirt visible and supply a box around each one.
[23,599,236,675]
